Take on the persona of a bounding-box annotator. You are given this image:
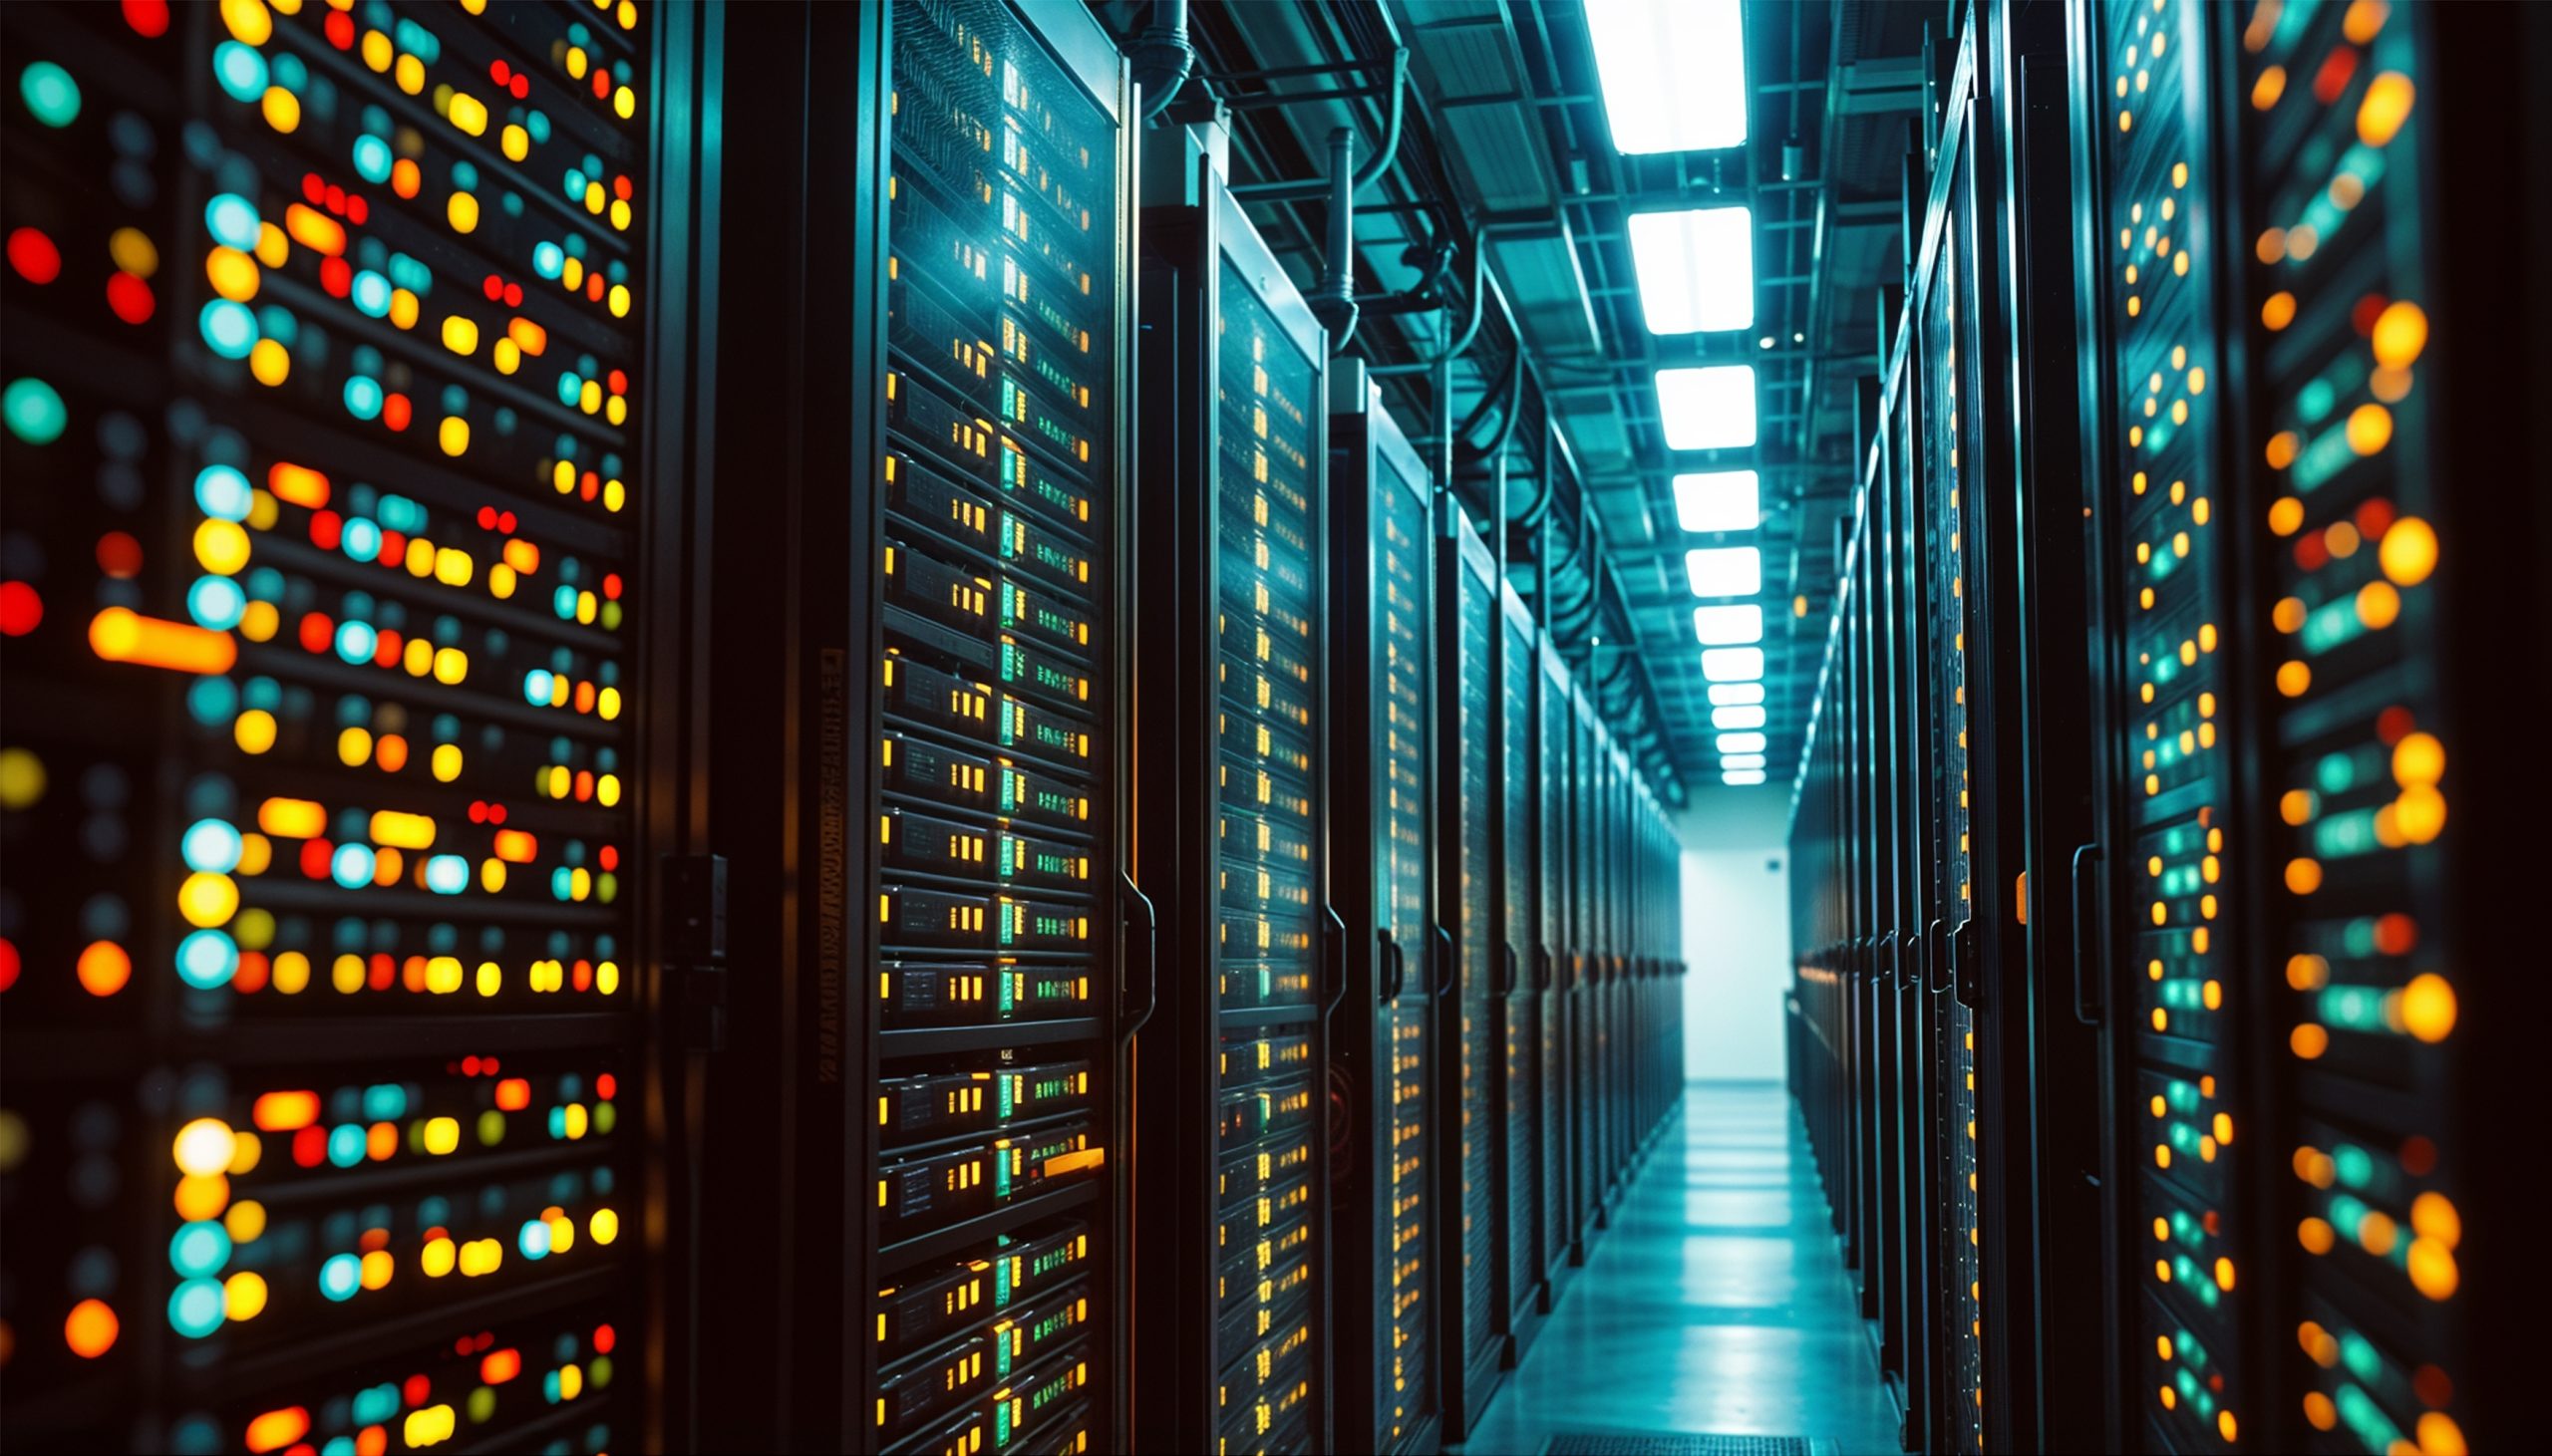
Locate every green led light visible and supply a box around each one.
[18,62,80,128]
[3,377,67,444]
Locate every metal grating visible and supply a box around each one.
[1539,1434,1830,1456]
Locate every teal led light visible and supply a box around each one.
[330,842,376,888]
[425,854,469,894]
[351,269,392,318]
[175,928,239,989]
[19,62,81,128]
[168,1220,233,1278]
[3,377,67,444]
[194,464,254,521]
[318,1252,361,1302]
[198,300,258,361]
[344,375,384,421]
[351,134,392,183]
[327,1123,365,1167]
[204,194,261,252]
[167,1278,225,1337]
[188,576,247,631]
[519,1219,552,1260]
[361,1083,406,1119]
[211,41,266,103]
[334,618,378,664]
[181,818,244,874]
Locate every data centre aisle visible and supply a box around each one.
[1457,1084,1901,1455]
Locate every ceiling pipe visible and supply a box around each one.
[1307,128,1360,350]
[1368,240,1490,376]
[1131,0,1194,122]
[1229,47,1409,200]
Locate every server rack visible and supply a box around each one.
[1434,501,1500,1439]
[1566,688,1599,1257]
[1536,641,1576,1288]
[1494,583,1548,1355]
[1131,142,1333,1456]
[1325,369,1436,1456]
[2072,3,2551,1450]
[1,3,704,1451]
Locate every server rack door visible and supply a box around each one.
[1496,587,1546,1345]
[1567,691,1598,1253]
[1131,172,1331,1456]
[1434,505,1500,1437]
[1326,374,1436,1456]
[2073,3,2249,1449]
[1535,642,1573,1286]
[845,4,1133,1453]
[0,2,700,1449]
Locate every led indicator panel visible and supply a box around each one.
[1537,645,1573,1273]
[1,0,659,1445]
[2235,5,2464,1452]
[1442,511,1495,1417]
[1213,246,1322,1454]
[2093,0,2243,1447]
[873,0,1121,1446]
[1497,589,1540,1326]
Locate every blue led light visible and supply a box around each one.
[425,855,470,895]
[362,1084,407,1120]
[168,1221,233,1278]
[194,463,253,521]
[351,269,392,318]
[181,818,243,874]
[344,376,384,422]
[334,619,378,666]
[175,929,239,989]
[211,41,267,103]
[327,1123,366,1167]
[518,1219,552,1260]
[351,134,392,184]
[342,517,382,562]
[197,300,258,361]
[523,669,555,705]
[318,1252,361,1302]
[204,193,260,252]
[554,584,579,619]
[533,241,564,279]
[187,676,239,728]
[187,576,246,632]
[167,1278,226,1337]
[331,842,377,888]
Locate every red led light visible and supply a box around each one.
[607,369,628,395]
[6,227,61,284]
[498,511,518,533]
[298,612,334,654]
[461,1054,481,1074]
[368,955,395,992]
[467,801,487,824]
[490,60,512,86]
[2377,706,2415,744]
[599,844,619,871]
[97,532,144,579]
[596,1073,617,1099]
[2355,496,2394,540]
[106,272,155,324]
[503,282,522,306]
[482,275,505,302]
[325,185,347,216]
[482,1057,499,1073]
[2313,47,2360,105]
[121,0,170,38]
[324,7,355,48]
[593,1323,616,1354]
[509,75,529,101]
[402,1373,432,1406]
[2296,533,2330,571]
[378,528,406,564]
[495,1078,530,1111]
[233,952,269,993]
[486,803,506,825]
[602,573,622,600]
[2400,1135,2437,1176]
[373,632,403,671]
[310,510,343,550]
[0,580,41,636]
[292,1126,328,1167]
[320,256,352,298]
[0,936,18,993]
[481,1347,522,1384]
[383,393,412,431]
[592,72,610,100]
[572,961,592,992]
[302,173,327,205]
[2351,293,2389,336]
[298,839,333,879]
[614,175,633,201]
[346,194,369,225]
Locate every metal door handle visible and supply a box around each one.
[2070,842,2104,1025]
[1117,872,1157,1039]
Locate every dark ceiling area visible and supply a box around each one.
[1095,0,1946,806]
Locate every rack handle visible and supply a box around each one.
[1117,872,1157,1040]
[2071,842,2104,1026]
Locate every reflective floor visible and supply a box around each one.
[1456,1082,1903,1456]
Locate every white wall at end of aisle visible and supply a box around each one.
[1678,833,1791,1082]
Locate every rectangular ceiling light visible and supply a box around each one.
[1701,646,1763,682]
[1582,0,1748,155]
[1655,366,1757,450]
[1722,768,1768,786]
[1716,731,1768,755]
[1685,546,1761,598]
[1708,683,1765,707]
[1672,468,1760,532]
[1722,752,1767,770]
[1629,207,1754,335]
[1692,603,1763,645]
[1711,705,1766,729]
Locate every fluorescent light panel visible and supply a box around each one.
[1711,706,1766,729]
[1692,603,1762,645]
[1717,731,1768,755]
[1628,206,1754,335]
[1707,683,1765,707]
[1701,647,1763,682]
[1654,366,1758,450]
[1722,768,1768,786]
[1721,753,1767,770]
[1582,0,1748,155]
[1673,469,1759,533]
[1686,546,1760,598]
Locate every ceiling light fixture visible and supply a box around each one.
[1692,604,1763,645]
[1711,706,1766,729]
[1654,365,1757,450]
[1628,206,1754,334]
[1685,546,1761,598]
[1707,683,1766,707]
[1582,0,1748,155]
[1722,768,1768,786]
[1701,647,1763,682]
[1721,753,1767,770]
[1716,731,1768,755]
[1672,469,1760,533]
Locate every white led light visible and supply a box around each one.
[1686,546,1761,598]
[1721,768,1768,786]
[1716,731,1768,754]
[1672,468,1759,533]
[1701,647,1763,682]
[1708,683,1765,707]
[1628,206,1754,334]
[1721,753,1767,770]
[1692,603,1763,645]
[1711,705,1766,730]
[1582,0,1748,155]
[1654,366,1758,450]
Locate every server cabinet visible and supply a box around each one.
[1536,643,1576,1282]
[1132,152,1333,1456]
[1,2,703,1450]
[1494,584,1548,1351]
[1434,503,1499,1438]
[1565,689,1600,1255]
[1326,370,1436,1456]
